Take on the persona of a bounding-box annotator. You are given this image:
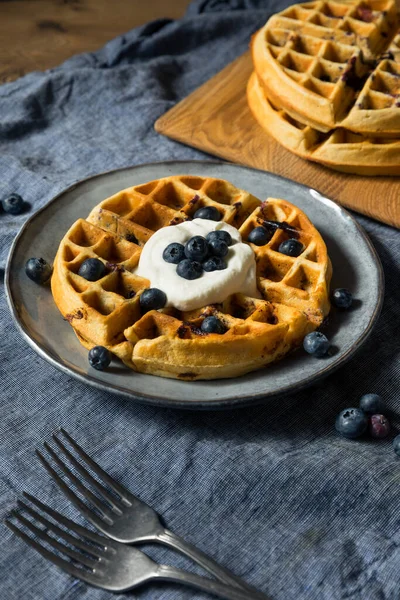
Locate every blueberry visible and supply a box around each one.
[359,393,384,414]
[247,226,272,246]
[2,193,25,215]
[125,233,138,244]
[203,256,227,272]
[139,288,167,312]
[393,435,400,457]
[184,236,209,261]
[78,258,106,281]
[163,242,185,264]
[176,259,203,280]
[369,414,390,439]
[201,316,226,334]
[208,238,228,258]
[206,230,232,246]
[25,257,52,284]
[332,288,353,309]
[303,331,330,357]
[335,408,368,439]
[193,206,221,221]
[88,346,112,371]
[278,238,304,257]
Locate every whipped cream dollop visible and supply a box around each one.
[135,218,260,311]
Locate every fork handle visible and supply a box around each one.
[157,529,269,599]
[156,564,268,600]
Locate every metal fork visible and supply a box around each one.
[35,428,265,598]
[5,495,262,599]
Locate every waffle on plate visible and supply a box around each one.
[51,176,332,380]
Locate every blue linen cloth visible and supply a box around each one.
[1,1,400,598]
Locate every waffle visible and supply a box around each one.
[251,0,400,135]
[51,176,332,380]
[247,71,400,175]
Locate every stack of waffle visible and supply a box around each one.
[247,0,400,175]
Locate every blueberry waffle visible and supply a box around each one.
[247,71,400,175]
[51,176,332,380]
[251,0,400,135]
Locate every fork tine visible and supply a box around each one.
[59,429,132,505]
[52,432,123,514]
[5,519,100,587]
[42,442,115,523]
[39,444,115,524]
[36,449,110,528]
[22,493,107,547]
[18,499,104,561]
[11,510,98,570]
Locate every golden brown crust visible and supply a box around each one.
[51,176,331,380]
[247,71,400,175]
[251,0,400,136]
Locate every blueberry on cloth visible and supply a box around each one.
[335,408,368,439]
[2,193,24,215]
[359,393,384,414]
[203,256,227,272]
[193,206,221,221]
[332,288,353,309]
[369,414,390,439]
[208,238,228,258]
[25,258,52,284]
[139,288,167,313]
[278,238,304,257]
[206,230,232,246]
[201,316,226,334]
[184,236,209,261]
[303,332,330,357]
[177,259,203,280]
[88,346,112,371]
[393,435,400,457]
[163,242,185,264]
[78,258,107,281]
[247,226,272,246]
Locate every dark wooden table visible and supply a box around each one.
[0,0,190,84]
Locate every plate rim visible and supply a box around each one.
[5,159,385,409]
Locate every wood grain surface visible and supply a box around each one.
[0,0,189,84]
[155,51,400,229]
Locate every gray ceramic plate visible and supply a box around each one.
[6,161,384,409]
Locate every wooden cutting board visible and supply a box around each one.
[155,51,399,229]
